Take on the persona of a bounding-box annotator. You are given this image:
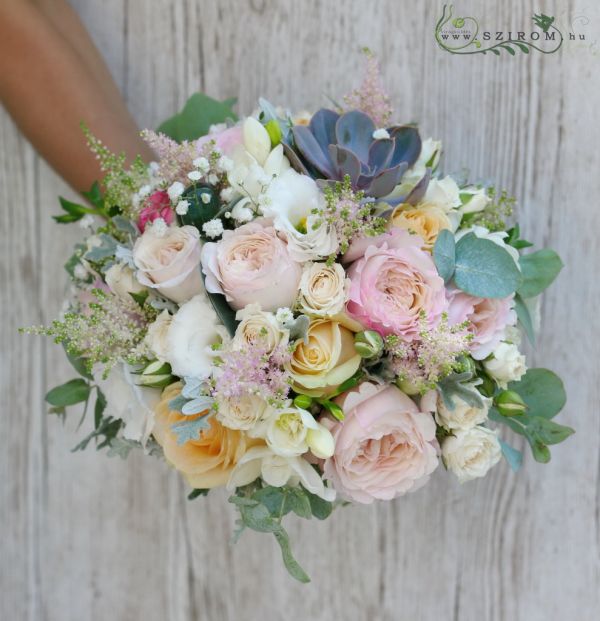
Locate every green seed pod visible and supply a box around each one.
[265,119,282,147]
[177,184,220,230]
[354,330,384,359]
[396,377,421,396]
[495,390,528,416]
[293,394,313,410]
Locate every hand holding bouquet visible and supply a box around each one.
[25,52,571,582]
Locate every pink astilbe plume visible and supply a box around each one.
[343,49,393,127]
[141,130,197,185]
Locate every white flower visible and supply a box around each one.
[208,173,219,185]
[187,170,202,181]
[264,168,338,261]
[483,342,527,388]
[458,186,491,214]
[138,184,151,199]
[230,201,253,223]
[150,217,168,237]
[144,310,172,361]
[200,192,211,204]
[165,294,228,378]
[73,264,88,280]
[456,225,520,267]
[216,394,272,431]
[261,406,324,457]
[193,156,210,172]
[104,263,145,299]
[373,128,390,140]
[202,218,224,239]
[217,156,233,172]
[275,307,294,325]
[175,200,190,215]
[297,262,348,317]
[167,181,185,201]
[435,389,492,431]
[227,446,336,501]
[95,363,160,444]
[78,215,95,229]
[423,176,462,211]
[233,303,289,353]
[220,187,235,202]
[442,426,502,483]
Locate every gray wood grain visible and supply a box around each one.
[1,1,599,619]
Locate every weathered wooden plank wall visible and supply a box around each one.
[1,1,599,619]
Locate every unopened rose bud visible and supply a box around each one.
[264,119,282,147]
[306,423,335,459]
[495,390,527,416]
[354,330,384,359]
[396,377,420,396]
[293,394,313,410]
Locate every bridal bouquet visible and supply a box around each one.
[26,53,571,582]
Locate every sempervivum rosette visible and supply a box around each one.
[26,51,570,583]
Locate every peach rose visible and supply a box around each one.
[322,382,439,503]
[153,383,262,489]
[133,224,203,304]
[389,203,452,250]
[201,221,302,312]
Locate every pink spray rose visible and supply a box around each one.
[446,288,516,359]
[138,190,175,232]
[322,382,439,503]
[201,221,302,312]
[345,229,447,339]
[195,125,243,156]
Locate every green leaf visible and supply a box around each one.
[252,486,290,518]
[71,416,123,452]
[82,181,104,209]
[65,347,93,379]
[201,268,239,337]
[157,93,238,142]
[273,528,311,583]
[171,414,211,445]
[45,379,91,407]
[508,368,566,419]
[94,387,107,429]
[525,416,574,446]
[130,290,149,307]
[304,488,333,520]
[514,293,535,345]
[453,233,522,298]
[498,438,523,472]
[286,488,312,519]
[518,249,563,298]
[59,197,89,217]
[237,501,281,534]
[106,437,139,459]
[433,229,456,283]
[188,488,209,500]
[52,213,81,224]
[500,44,516,55]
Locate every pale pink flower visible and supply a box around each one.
[196,125,243,156]
[446,288,516,359]
[345,229,447,339]
[322,382,439,503]
[138,190,174,232]
[201,221,302,312]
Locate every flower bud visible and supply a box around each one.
[306,423,335,459]
[354,330,384,359]
[264,119,282,147]
[293,394,313,410]
[494,390,527,416]
[133,373,174,388]
[396,377,420,396]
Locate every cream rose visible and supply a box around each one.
[297,262,348,317]
[216,394,272,432]
[286,318,361,397]
[435,389,492,431]
[442,426,502,483]
[133,224,203,304]
[389,203,452,250]
[105,263,146,299]
[201,221,302,312]
[144,310,172,362]
[232,303,289,353]
[483,342,527,388]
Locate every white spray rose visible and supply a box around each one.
[423,176,462,211]
[216,394,273,432]
[95,363,160,444]
[264,168,338,261]
[458,186,491,214]
[105,263,146,300]
[442,426,502,483]
[165,294,228,378]
[484,342,527,388]
[435,389,492,431]
[232,304,289,354]
[144,310,172,362]
[297,262,348,317]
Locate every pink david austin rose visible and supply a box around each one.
[322,382,439,504]
[344,229,447,339]
[446,288,516,360]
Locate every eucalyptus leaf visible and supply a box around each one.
[517,249,563,298]
[303,488,333,520]
[201,269,239,337]
[453,233,522,298]
[525,416,574,445]
[508,368,566,419]
[514,293,535,345]
[432,229,456,283]
[498,438,523,472]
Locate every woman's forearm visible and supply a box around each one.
[0,0,153,192]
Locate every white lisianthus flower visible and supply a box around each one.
[455,225,520,267]
[167,181,185,202]
[104,263,146,300]
[458,186,491,214]
[144,310,172,362]
[442,426,502,483]
[227,446,336,501]
[227,117,289,203]
[165,294,228,378]
[483,342,527,388]
[216,394,273,431]
[263,406,335,458]
[297,262,348,317]
[95,363,160,444]
[435,389,492,431]
[232,303,289,354]
[264,169,338,261]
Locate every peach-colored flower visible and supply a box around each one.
[322,382,439,503]
[201,221,302,311]
[389,203,452,250]
[153,383,263,489]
